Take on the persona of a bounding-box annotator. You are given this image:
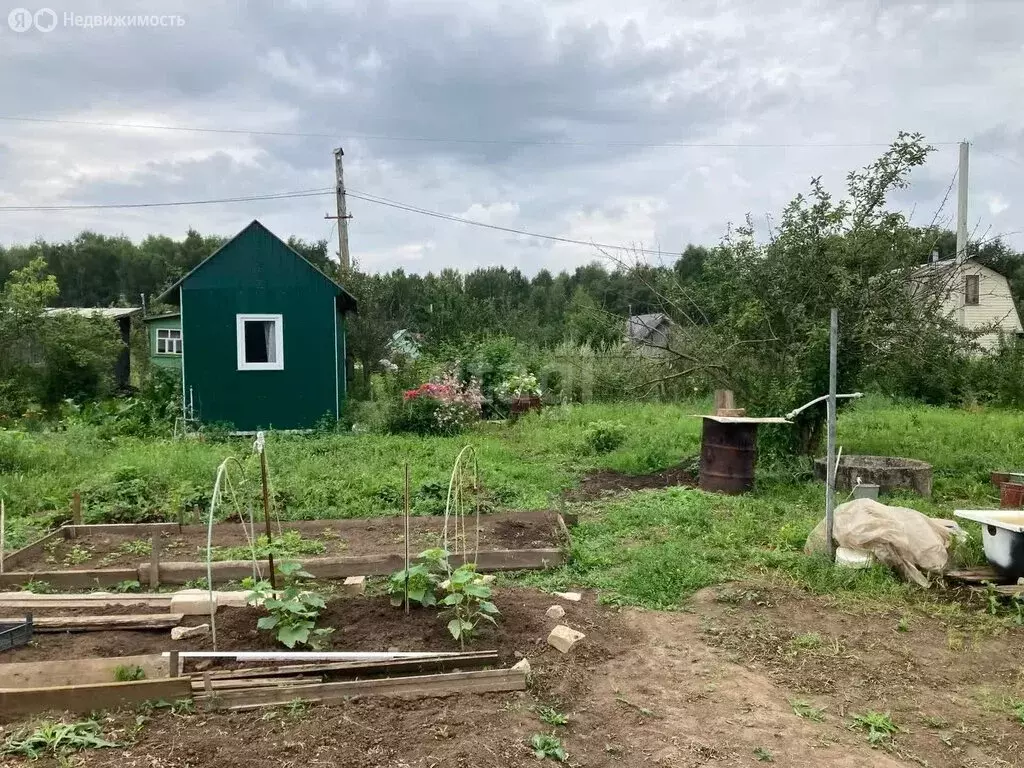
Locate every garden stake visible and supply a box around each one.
[404,462,411,615]
[257,432,277,590]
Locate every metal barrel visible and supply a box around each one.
[698,419,758,494]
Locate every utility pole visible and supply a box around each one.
[325,147,352,272]
[956,140,969,263]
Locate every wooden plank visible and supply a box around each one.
[149,533,161,590]
[946,566,1004,584]
[0,568,140,589]
[0,596,172,610]
[0,678,192,716]
[972,584,1024,597]
[0,613,183,632]
[201,668,526,711]
[2,528,69,571]
[198,651,499,681]
[68,522,181,536]
[0,654,168,689]
[139,548,564,585]
[191,676,319,691]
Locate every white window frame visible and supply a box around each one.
[156,328,182,355]
[236,314,284,371]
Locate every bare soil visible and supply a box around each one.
[3,584,1024,767]
[566,461,698,501]
[12,511,559,572]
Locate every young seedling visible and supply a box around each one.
[789,699,825,722]
[790,632,823,650]
[247,562,334,649]
[111,580,142,594]
[1,720,118,760]
[113,664,146,682]
[440,563,500,648]
[387,547,448,607]
[537,706,569,727]
[530,733,567,762]
[754,746,774,762]
[850,711,899,745]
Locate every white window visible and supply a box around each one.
[236,314,284,371]
[156,328,182,355]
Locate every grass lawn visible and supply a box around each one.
[1,395,1022,607]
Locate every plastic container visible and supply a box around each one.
[954,510,1024,578]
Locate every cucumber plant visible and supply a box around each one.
[387,547,448,607]
[246,561,334,649]
[440,564,500,648]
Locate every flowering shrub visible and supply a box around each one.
[496,373,542,401]
[393,371,483,435]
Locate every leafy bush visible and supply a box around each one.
[82,465,169,523]
[582,421,627,453]
[391,372,483,435]
[246,561,334,649]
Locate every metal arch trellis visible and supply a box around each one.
[442,445,481,571]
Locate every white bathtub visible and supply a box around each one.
[954,509,1024,578]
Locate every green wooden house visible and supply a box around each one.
[146,220,356,431]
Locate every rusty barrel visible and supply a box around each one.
[699,418,758,494]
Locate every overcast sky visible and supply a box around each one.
[0,0,1021,275]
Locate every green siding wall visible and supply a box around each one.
[180,224,340,431]
[145,316,183,372]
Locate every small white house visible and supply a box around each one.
[909,257,1023,351]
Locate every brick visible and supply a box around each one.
[171,623,210,640]
[547,624,585,654]
[545,605,566,620]
[169,592,213,616]
[554,591,582,602]
[511,657,531,676]
[214,591,250,608]
[343,576,366,595]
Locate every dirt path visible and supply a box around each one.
[4,585,1023,767]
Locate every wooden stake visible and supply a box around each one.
[149,533,161,590]
[71,491,81,538]
[259,444,276,590]
[203,671,213,694]
[404,462,411,616]
[168,650,180,678]
[714,389,735,415]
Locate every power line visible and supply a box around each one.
[0,187,333,212]
[0,115,962,150]
[346,189,669,255]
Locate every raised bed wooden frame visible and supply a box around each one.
[0,519,567,588]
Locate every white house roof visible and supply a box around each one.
[43,307,141,319]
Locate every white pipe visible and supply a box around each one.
[161,650,471,660]
[784,392,863,421]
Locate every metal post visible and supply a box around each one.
[956,140,969,263]
[258,437,277,590]
[404,462,411,616]
[0,499,5,574]
[825,308,839,560]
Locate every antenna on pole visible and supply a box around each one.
[325,147,352,272]
[956,140,969,263]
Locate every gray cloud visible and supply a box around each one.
[0,0,1022,275]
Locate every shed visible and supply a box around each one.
[42,306,140,389]
[626,313,673,356]
[155,220,357,431]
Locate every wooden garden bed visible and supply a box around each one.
[0,511,565,588]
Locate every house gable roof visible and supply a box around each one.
[627,312,670,343]
[156,220,357,312]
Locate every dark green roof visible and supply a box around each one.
[156,220,357,312]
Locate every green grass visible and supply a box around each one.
[2,395,1022,610]
[0,402,706,545]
